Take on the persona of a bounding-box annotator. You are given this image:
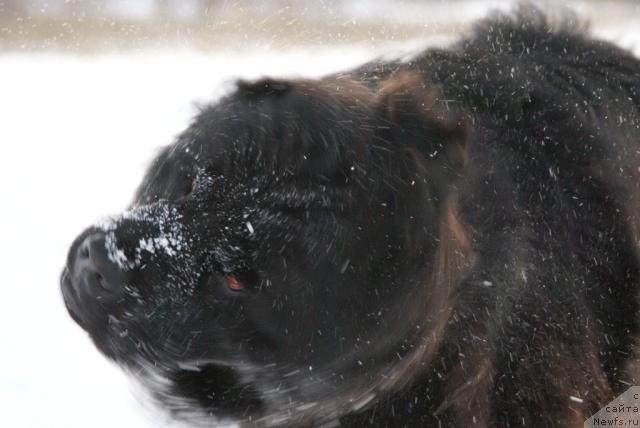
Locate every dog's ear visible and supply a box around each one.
[376,72,468,193]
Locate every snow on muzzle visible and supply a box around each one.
[61,202,205,327]
[97,203,193,271]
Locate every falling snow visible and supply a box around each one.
[2,2,639,428]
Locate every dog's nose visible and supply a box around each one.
[72,232,125,297]
[62,231,127,328]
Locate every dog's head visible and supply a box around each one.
[61,74,469,425]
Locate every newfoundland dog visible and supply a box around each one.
[61,8,640,428]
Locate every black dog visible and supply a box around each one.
[61,8,640,427]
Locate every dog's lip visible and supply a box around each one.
[60,267,88,328]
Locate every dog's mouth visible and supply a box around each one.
[60,267,88,329]
[130,358,268,422]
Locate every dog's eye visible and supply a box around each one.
[225,276,244,292]
[178,177,198,201]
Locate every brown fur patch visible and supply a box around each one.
[380,198,473,395]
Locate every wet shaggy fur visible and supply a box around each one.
[61,7,640,428]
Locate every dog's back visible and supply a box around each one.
[342,7,640,427]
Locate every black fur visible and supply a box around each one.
[61,7,640,427]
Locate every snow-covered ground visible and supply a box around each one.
[1,3,639,428]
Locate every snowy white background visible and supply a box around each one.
[0,1,639,427]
